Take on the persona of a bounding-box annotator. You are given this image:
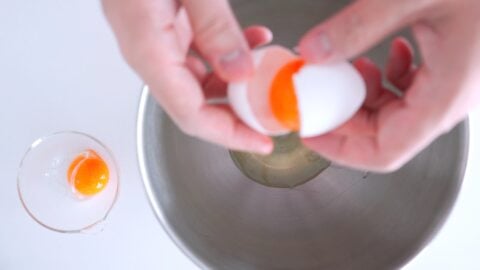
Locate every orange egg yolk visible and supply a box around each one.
[269,58,305,131]
[67,150,109,196]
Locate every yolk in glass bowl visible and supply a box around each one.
[67,149,109,196]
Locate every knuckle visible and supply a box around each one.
[195,14,236,50]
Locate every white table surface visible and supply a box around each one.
[0,1,479,269]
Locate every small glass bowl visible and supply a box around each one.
[17,131,119,233]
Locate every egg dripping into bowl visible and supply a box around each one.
[228,45,366,138]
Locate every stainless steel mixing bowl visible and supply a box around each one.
[137,1,469,269]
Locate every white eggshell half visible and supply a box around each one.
[293,62,366,137]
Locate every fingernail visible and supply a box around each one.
[218,49,253,81]
[301,31,333,63]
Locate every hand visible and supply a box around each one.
[298,0,480,172]
[102,0,274,153]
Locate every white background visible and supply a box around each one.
[0,1,478,269]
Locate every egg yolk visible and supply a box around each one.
[269,59,305,131]
[67,150,109,196]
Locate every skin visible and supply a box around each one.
[103,0,480,172]
[299,0,480,171]
[102,0,274,153]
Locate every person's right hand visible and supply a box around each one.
[102,0,274,153]
[298,0,480,172]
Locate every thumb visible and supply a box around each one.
[298,0,431,63]
[181,0,253,82]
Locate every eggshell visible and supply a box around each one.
[228,46,296,135]
[293,62,366,137]
[247,46,296,135]
[228,64,268,134]
[228,45,366,138]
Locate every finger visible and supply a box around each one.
[186,55,208,81]
[201,25,273,99]
[243,25,273,48]
[192,105,273,153]
[104,0,271,153]
[302,131,413,172]
[303,133,347,160]
[148,65,273,154]
[331,109,377,137]
[353,57,398,110]
[302,133,382,171]
[386,37,417,90]
[175,7,194,54]
[302,84,445,172]
[354,58,383,109]
[298,0,433,63]
[203,74,227,99]
[190,25,273,61]
[102,0,189,76]
[181,0,253,82]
